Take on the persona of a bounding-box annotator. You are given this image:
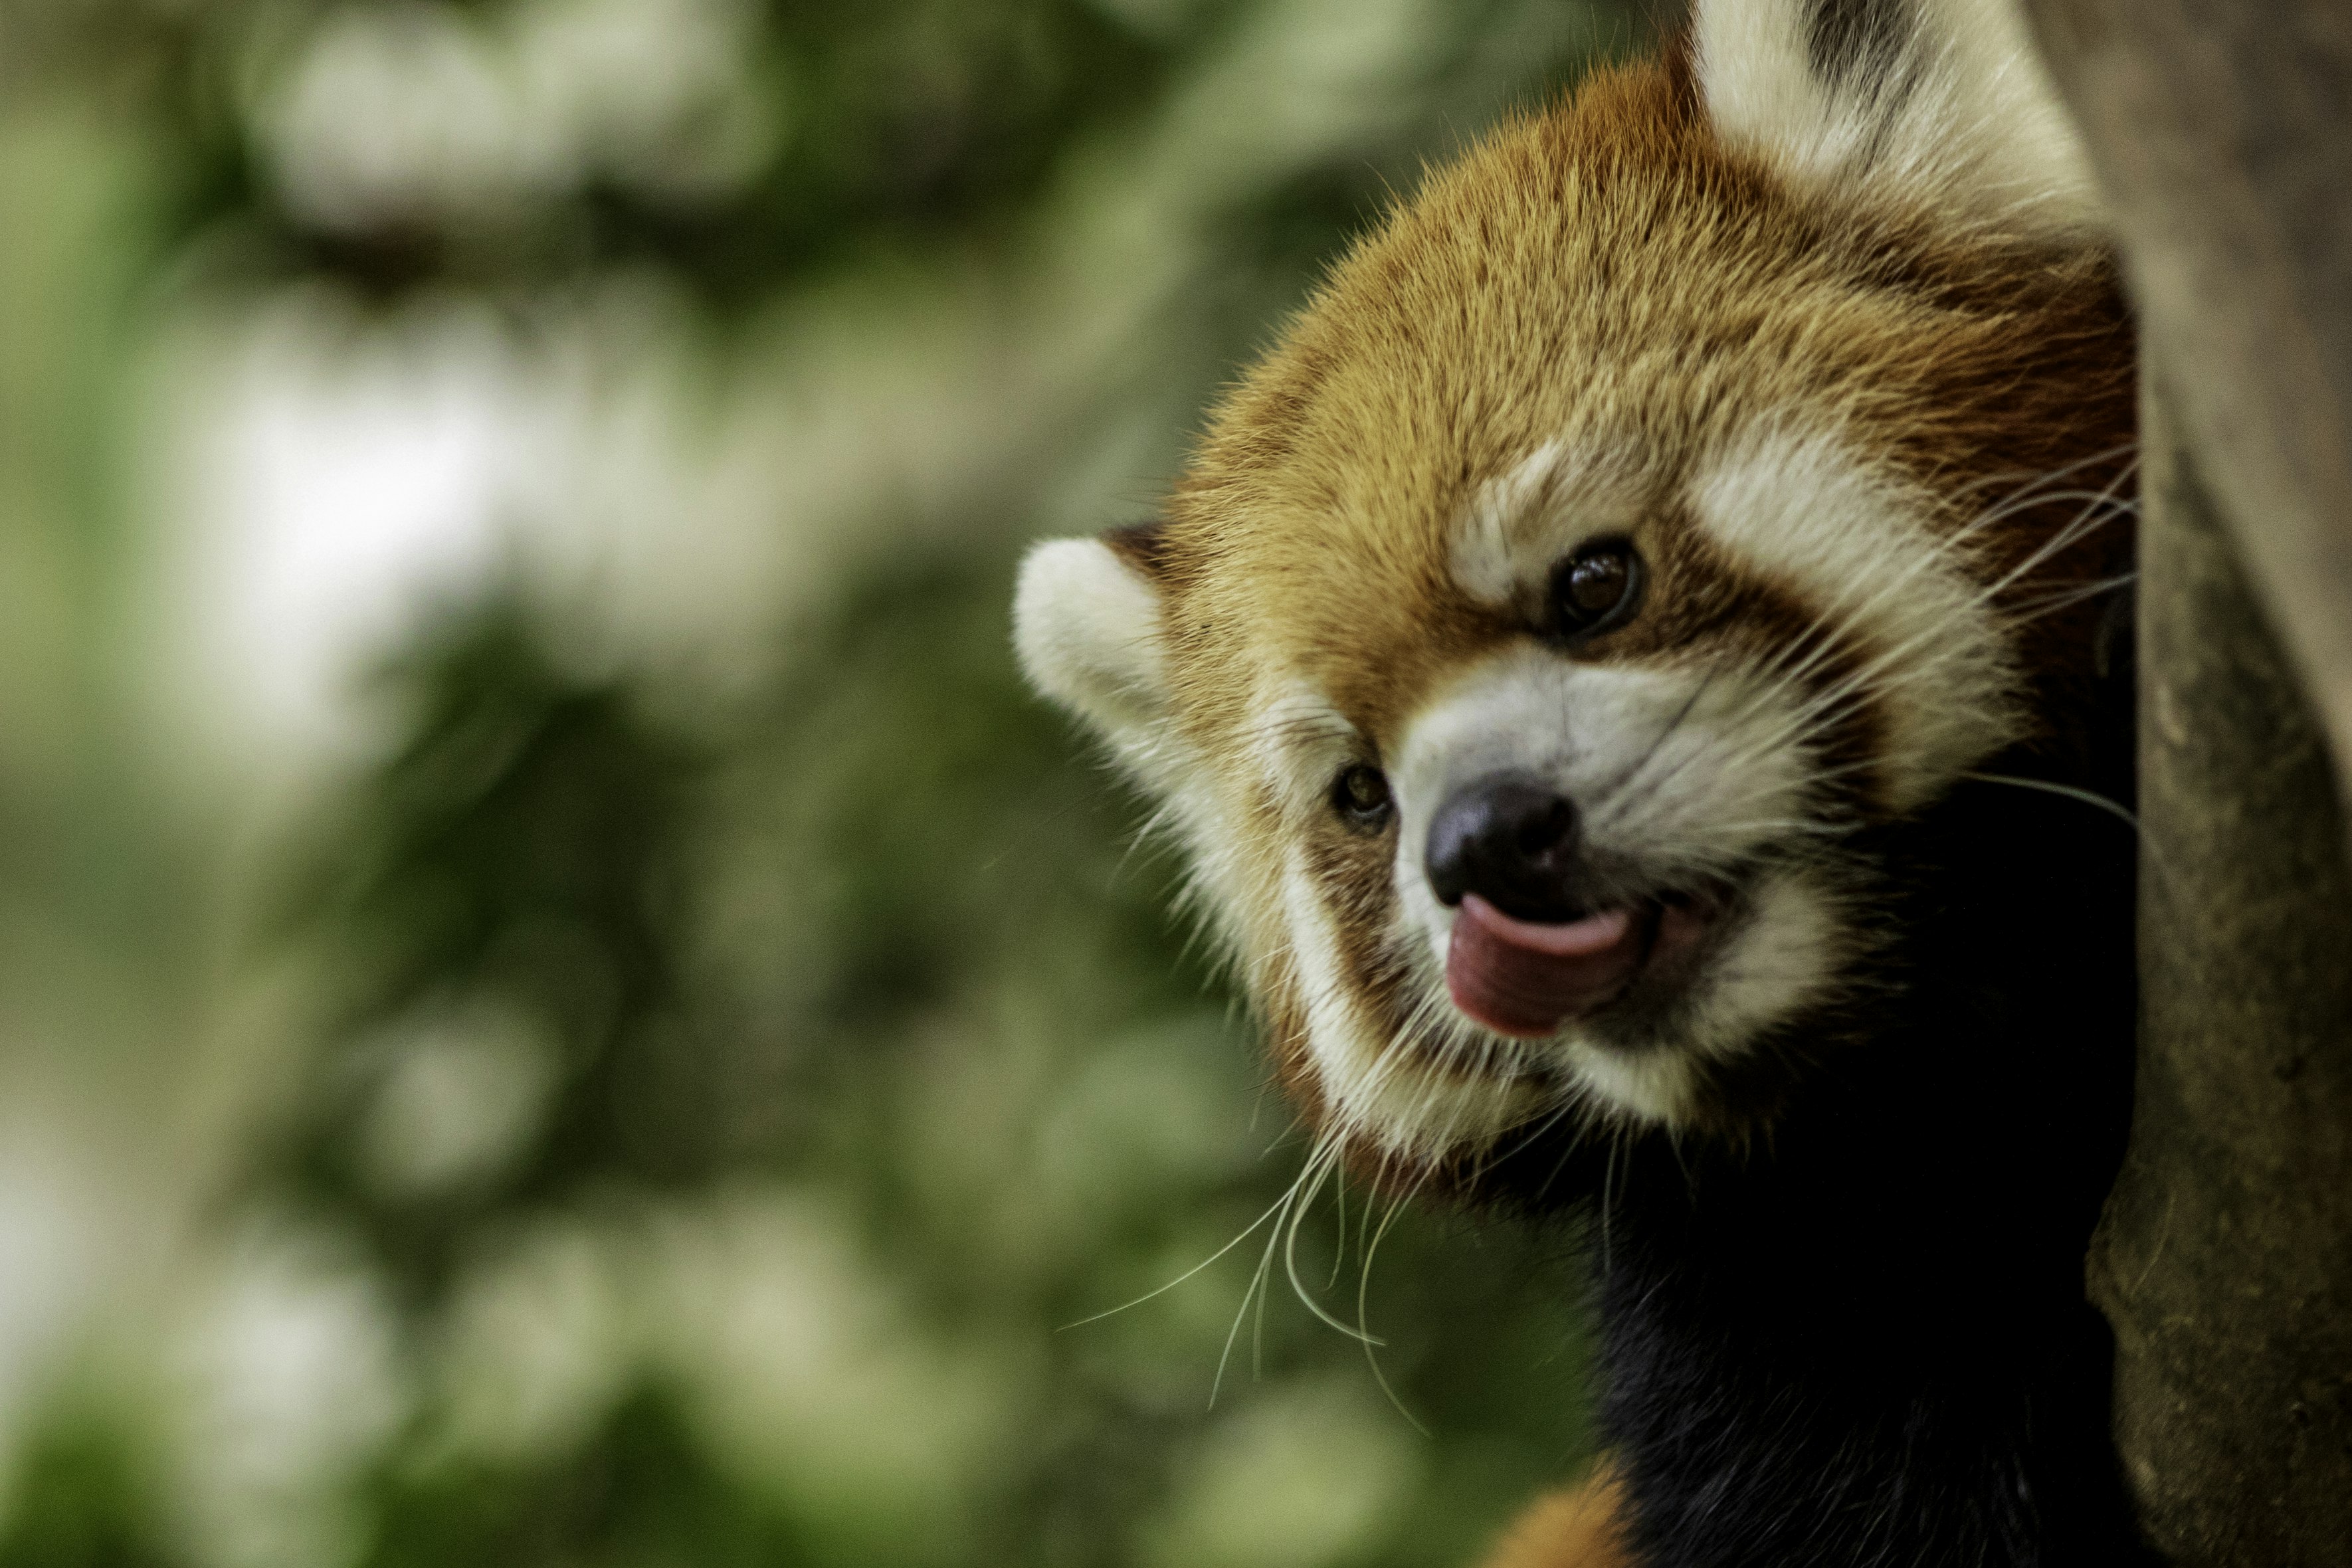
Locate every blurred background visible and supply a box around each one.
[0,0,1660,1562]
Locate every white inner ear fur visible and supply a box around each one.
[1015,537,1175,761]
[1694,0,2102,239]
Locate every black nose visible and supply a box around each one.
[1424,775,1585,922]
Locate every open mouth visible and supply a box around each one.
[1444,887,1723,1039]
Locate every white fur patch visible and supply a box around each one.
[1243,680,1359,821]
[1393,651,1820,904]
[1280,852,1545,1156]
[1567,866,1848,1125]
[1014,538,1180,775]
[1676,866,1847,1063]
[1694,0,2101,239]
[1562,1036,1700,1129]
[1451,439,1651,607]
[1685,423,2022,811]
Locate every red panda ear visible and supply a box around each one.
[1014,532,1180,774]
[1691,0,2102,242]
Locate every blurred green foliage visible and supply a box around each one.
[0,1409,179,1568]
[275,605,714,1306]
[0,0,1663,1563]
[355,1385,818,1568]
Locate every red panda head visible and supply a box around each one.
[1016,0,2134,1179]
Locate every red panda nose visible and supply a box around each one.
[1424,775,1586,924]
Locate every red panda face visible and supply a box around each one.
[1017,7,2133,1180]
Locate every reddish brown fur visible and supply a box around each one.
[1476,1464,1634,1568]
[1126,56,2131,1172]
[1025,25,2144,1568]
[1011,17,2150,1563]
[1149,60,2131,725]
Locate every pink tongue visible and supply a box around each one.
[1446,894,1642,1038]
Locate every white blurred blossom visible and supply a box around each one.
[264,0,779,231]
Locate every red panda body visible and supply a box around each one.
[1018,2,2151,1563]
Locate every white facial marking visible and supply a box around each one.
[1280,852,1544,1156]
[1680,866,1848,1064]
[1577,868,1849,1126]
[1244,680,1359,820]
[1452,439,1650,607]
[1686,423,2022,811]
[1566,1039,1700,1129]
[1394,650,1818,912]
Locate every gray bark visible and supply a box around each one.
[2020,1,2352,799]
[2018,5,2352,1561]
[2096,372,2352,1565]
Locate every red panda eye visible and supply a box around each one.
[1551,539,1646,639]
[1331,764,1394,828]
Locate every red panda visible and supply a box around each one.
[1016,1,2152,1563]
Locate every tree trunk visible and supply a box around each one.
[2020,1,2352,796]
[2096,370,2352,1564]
[2018,4,2352,1561]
